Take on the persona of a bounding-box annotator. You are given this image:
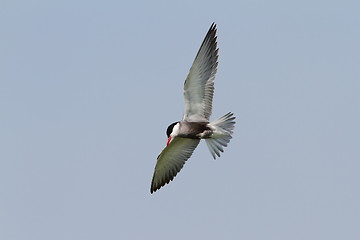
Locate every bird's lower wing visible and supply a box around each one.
[150,137,200,193]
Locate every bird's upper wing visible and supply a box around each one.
[150,137,200,193]
[183,23,218,122]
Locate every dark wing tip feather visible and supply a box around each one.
[150,167,183,194]
[210,22,217,32]
[194,23,218,62]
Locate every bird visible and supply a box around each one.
[150,23,235,193]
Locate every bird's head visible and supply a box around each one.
[166,122,179,146]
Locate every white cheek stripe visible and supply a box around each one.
[171,123,180,137]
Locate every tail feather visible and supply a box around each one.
[205,139,222,159]
[205,112,235,159]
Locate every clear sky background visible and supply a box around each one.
[1,0,359,239]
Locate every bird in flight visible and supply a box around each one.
[150,23,235,193]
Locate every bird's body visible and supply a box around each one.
[172,121,211,139]
[150,23,236,193]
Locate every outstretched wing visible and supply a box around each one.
[183,23,218,122]
[150,137,200,193]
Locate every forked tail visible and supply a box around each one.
[205,112,236,159]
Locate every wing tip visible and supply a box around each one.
[208,22,217,37]
[210,22,217,30]
[150,181,160,194]
[150,177,173,194]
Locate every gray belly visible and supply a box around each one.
[178,121,212,139]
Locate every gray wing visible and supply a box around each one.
[183,23,218,122]
[150,137,200,193]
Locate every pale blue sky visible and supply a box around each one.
[1,0,359,239]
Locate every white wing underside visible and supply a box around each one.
[151,137,200,193]
[183,23,218,122]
